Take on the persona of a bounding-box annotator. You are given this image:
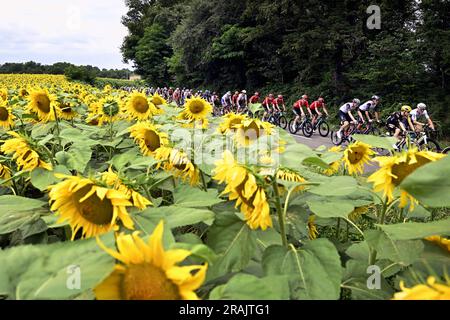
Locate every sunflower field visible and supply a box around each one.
[0,74,449,300]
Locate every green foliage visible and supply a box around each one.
[121,0,450,137]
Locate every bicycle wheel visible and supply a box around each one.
[443,147,450,155]
[318,121,330,137]
[288,119,299,134]
[279,116,288,130]
[330,131,342,146]
[302,120,314,137]
[418,139,441,153]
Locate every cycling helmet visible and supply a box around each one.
[401,105,412,113]
[255,92,260,96]
[269,94,274,98]
[227,91,231,95]
[318,97,325,103]
[278,95,283,99]
[242,90,247,94]
[372,95,380,101]
[417,103,427,110]
[302,95,308,100]
[353,98,361,105]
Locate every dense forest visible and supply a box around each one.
[120,0,450,135]
[0,61,132,80]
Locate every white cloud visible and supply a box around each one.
[0,0,132,69]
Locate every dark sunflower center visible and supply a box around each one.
[189,101,205,114]
[36,94,51,113]
[20,89,28,96]
[144,130,161,152]
[348,147,365,164]
[0,106,9,121]
[133,97,149,113]
[121,263,181,300]
[73,185,114,225]
[60,104,72,113]
[391,155,431,186]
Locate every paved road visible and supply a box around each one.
[291,132,334,150]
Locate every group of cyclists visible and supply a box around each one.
[123,85,441,151]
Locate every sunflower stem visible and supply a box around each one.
[336,218,341,240]
[200,170,208,191]
[52,106,62,151]
[272,176,288,247]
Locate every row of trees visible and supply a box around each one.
[0,61,132,80]
[121,0,450,135]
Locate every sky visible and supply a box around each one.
[0,0,132,69]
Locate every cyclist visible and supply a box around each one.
[262,94,276,120]
[358,95,381,124]
[237,90,248,113]
[173,88,181,106]
[232,91,239,110]
[410,103,436,132]
[274,95,286,113]
[293,95,309,126]
[336,99,360,139]
[249,92,260,104]
[386,105,415,141]
[221,91,233,113]
[308,97,329,128]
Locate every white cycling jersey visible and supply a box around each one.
[359,100,377,112]
[410,108,430,121]
[339,102,356,113]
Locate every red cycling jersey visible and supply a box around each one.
[274,97,285,106]
[309,101,325,110]
[249,95,259,104]
[232,94,239,104]
[263,97,275,107]
[294,99,309,109]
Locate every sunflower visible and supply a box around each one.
[94,221,207,300]
[183,97,212,121]
[343,141,375,175]
[155,147,200,186]
[235,119,273,147]
[308,215,319,240]
[368,149,445,209]
[348,205,371,221]
[150,93,167,107]
[0,88,7,101]
[101,167,152,210]
[213,150,272,230]
[57,101,78,120]
[277,169,307,192]
[392,277,450,300]
[125,92,160,121]
[130,122,169,157]
[218,113,248,134]
[27,88,57,122]
[177,110,209,129]
[0,100,15,129]
[19,87,29,98]
[0,163,12,185]
[48,175,134,239]
[1,131,52,172]
[97,97,122,124]
[425,236,450,253]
